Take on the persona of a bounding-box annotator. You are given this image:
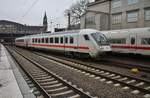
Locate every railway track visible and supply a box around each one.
[8,46,150,98]
[30,51,150,97]
[33,48,150,74]
[6,46,94,98]
[32,50,150,81]
[100,59,150,74]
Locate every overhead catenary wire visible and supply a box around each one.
[21,0,40,20]
[0,9,15,21]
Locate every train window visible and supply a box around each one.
[141,38,150,45]
[45,38,48,43]
[50,38,53,43]
[65,37,68,43]
[32,38,34,43]
[109,38,126,44]
[131,37,135,45]
[60,37,63,44]
[83,35,90,40]
[42,38,44,43]
[35,38,37,43]
[70,37,74,44]
[55,37,59,43]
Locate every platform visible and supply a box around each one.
[0,44,35,98]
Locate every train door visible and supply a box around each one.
[73,34,79,52]
[62,36,65,52]
[24,36,28,47]
[64,35,70,55]
[64,34,78,56]
[129,33,137,54]
[25,38,29,47]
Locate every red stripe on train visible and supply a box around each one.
[111,45,150,50]
[31,44,89,50]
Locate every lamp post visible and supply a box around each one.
[68,12,71,30]
[65,9,71,30]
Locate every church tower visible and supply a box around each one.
[43,12,48,32]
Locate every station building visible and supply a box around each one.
[0,13,48,43]
[80,0,150,30]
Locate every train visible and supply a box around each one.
[15,29,111,58]
[103,27,150,56]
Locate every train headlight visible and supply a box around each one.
[99,47,104,49]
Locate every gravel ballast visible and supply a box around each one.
[12,48,145,98]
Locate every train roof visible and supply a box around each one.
[30,29,80,37]
[16,29,98,40]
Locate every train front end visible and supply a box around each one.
[90,32,111,58]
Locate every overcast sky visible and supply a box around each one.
[0,0,78,30]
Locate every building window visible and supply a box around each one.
[128,0,138,5]
[6,25,13,28]
[127,11,138,22]
[112,0,121,8]
[145,8,150,20]
[70,37,74,44]
[112,13,122,24]
[141,38,150,45]
[86,16,95,25]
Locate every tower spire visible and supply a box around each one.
[43,11,48,32]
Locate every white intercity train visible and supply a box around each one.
[15,29,111,58]
[103,27,150,56]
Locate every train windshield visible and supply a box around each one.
[91,33,109,45]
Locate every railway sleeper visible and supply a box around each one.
[34,76,52,80]
[30,68,43,71]
[33,75,50,78]
[50,90,76,98]
[68,94,80,98]
[135,82,145,87]
[33,74,49,77]
[47,86,69,94]
[40,80,58,86]
[118,77,128,81]
[43,83,63,89]
[31,72,47,76]
[144,86,150,90]
[32,74,49,77]
[47,86,68,92]
[37,78,55,82]
[126,79,136,84]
